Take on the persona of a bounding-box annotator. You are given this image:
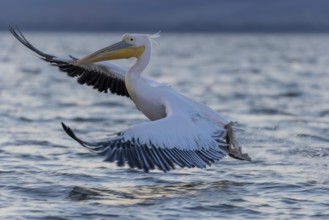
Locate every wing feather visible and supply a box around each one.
[61,112,228,172]
[9,26,130,97]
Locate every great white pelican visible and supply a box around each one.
[10,27,251,172]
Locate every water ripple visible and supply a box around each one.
[1,32,329,219]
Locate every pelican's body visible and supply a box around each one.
[127,76,166,120]
[10,28,250,172]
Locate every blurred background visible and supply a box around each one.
[1,1,329,220]
[1,0,329,32]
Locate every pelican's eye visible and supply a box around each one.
[124,36,135,44]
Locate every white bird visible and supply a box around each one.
[10,27,251,172]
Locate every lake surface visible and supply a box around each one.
[0,32,329,219]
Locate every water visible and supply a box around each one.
[1,32,329,219]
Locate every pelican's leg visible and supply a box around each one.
[225,123,251,161]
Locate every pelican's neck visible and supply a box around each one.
[125,42,152,100]
[128,43,151,76]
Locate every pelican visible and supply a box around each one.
[10,27,251,172]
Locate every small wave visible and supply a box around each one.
[186,203,262,216]
[288,146,329,158]
[68,186,135,202]
[20,67,41,74]
[3,139,54,147]
[17,153,48,160]
[276,91,302,98]
[70,117,108,123]
[93,101,126,107]
[1,57,10,62]
[319,110,329,117]
[80,213,120,218]
[68,186,103,201]
[249,108,293,116]
[296,133,329,142]
[281,197,312,204]
[17,116,34,122]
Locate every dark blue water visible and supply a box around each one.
[1,32,329,219]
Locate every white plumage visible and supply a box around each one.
[10,27,251,172]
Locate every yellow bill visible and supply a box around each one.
[74,41,145,65]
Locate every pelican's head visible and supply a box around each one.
[75,33,159,65]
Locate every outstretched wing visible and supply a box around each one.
[9,26,130,97]
[61,100,229,172]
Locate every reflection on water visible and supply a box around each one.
[0,32,329,219]
[68,179,243,206]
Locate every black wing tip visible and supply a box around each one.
[9,25,54,60]
[8,25,19,33]
[8,25,24,43]
[8,25,23,36]
[61,122,72,137]
[8,25,16,34]
[61,122,81,144]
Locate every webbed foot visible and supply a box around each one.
[225,123,252,161]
